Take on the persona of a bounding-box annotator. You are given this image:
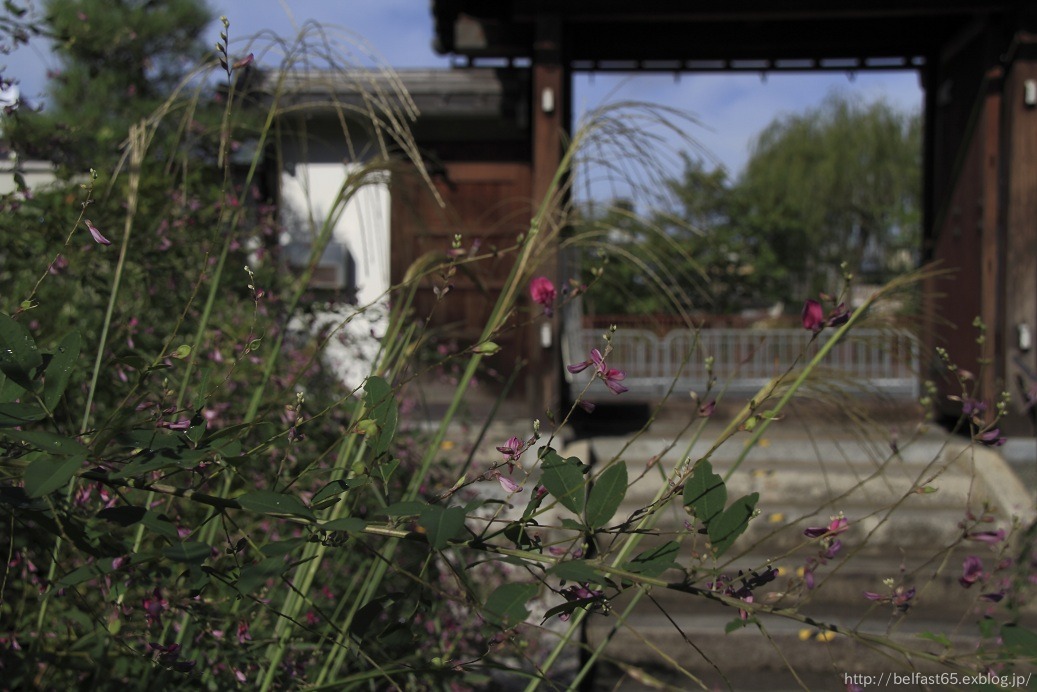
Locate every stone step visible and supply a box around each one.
[583,610,1004,691]
[523,428,1037,689]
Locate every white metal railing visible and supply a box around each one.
[564,326,920,399]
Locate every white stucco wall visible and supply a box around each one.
[279,162,391,305]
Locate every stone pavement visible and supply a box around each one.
[410,385,1036,689]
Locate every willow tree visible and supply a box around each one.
[737,92,921,297]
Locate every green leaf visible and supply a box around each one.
[43,331,80,410]
[381,500,426,517]
[237,490,315,520]
[540,450,586,515]
[0,313,42,391]
[542,596,601,622]
[560,518,586,532]
[725,617,756,633]
[376,457,400,485]
[237,556,285,594]
[163,541,212,563]
[312,479,362,505]
[184,412,206,444]
[1000,624,1037,659]
[139,511,179,541]
[322,517,366,533]
[0,401,46,427]
[586,461,627,530]
[916,631,952,647]
[260,538,307,557]
[23,454,84,497]
[547,559,604,584]
[364,376,398,456]
[4,429,88,456]
[92,506,178,542]
[707,492,759,557]
[109,454,180,479]
[0,370,25,402]
[684,460,726,525]
[622,541,681,578]
[503,521,538,549]
[57,557,123,587]
[483,582,538,628]
[418,505,466,551]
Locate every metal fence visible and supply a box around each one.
[564,326,920,399]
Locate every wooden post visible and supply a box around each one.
[979,67,1003,414]
[1001,35,1037,433]
[528,13,567,420]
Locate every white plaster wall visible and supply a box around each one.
[279,162,391,305]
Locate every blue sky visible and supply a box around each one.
[4,0,922,184]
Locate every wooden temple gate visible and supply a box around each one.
[425,1,1037,432]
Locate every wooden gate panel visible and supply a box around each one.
[391,161,534,384]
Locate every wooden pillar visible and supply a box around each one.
[528,13,568,420]
[979,67,1003,415]
[1000,34,1037,433]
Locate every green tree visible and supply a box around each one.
[655,153,787,313]
[8,0,212,168]
[737,91,921,298]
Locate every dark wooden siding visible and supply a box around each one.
[391,161,534,387]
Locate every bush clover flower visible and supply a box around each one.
[529,276,556,316]
[976,428,1006,447]
[803,515,849,539]
[496,436,524,463]
[965,528,1005,545]
[142,588,168,627]
[959,556,985,588]
[801,299,824,332]
[495,472,523,494]
[568,348,628,395]
[85,219,111,246]
[863,580,915,612]
[801,297,851,333]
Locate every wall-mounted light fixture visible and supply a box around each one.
[541,87,555,114]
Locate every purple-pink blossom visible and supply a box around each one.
[976,428,1006,447]
[495,473,522,494]
[142,588,168,627]
[804,516,849,539]
[959,556,984,588]
[567,348,628,395]
[85,220,111,246]
[496,436,523,462]
[802,297,851,332]
[529,276,556,316]
[802,299,824,332]
[864,585,915,611]
[966,528,1005,545]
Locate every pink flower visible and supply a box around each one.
[976,428,1006,447]
[158,418,191,431]
[496,473,522,494]
[959,556,984,588]
[495,436,523,462]
[864,585,915,611]
[232,53,254,71]
[85,220,111,246]
[802,299,824,332]
[966,529,1005,545]
[804,516,849,539]
[142,588,168,627]
[529,276,556,316]
[567,348,628,394]
[802,297,851,332]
